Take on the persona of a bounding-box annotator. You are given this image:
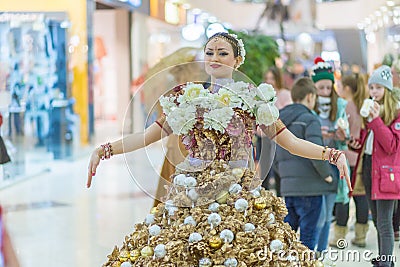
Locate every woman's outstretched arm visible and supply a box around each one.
[86,121,165,188]
[274,128,352,191]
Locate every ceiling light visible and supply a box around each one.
[387,1,395,7]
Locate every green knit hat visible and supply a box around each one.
[311,57,335,83]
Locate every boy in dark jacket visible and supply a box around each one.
[276,77,335,250]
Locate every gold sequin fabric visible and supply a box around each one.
[103,161,319,267]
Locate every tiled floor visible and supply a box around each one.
[0,121,399,266]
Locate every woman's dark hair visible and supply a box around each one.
[266,66,283,90]
[205,32,240,57]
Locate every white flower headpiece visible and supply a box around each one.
[228,33,246,68]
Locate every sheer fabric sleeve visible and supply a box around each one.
[260,118,287,139]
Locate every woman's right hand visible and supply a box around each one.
[87,148,101,188]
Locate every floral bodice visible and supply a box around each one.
[159,81,281,165]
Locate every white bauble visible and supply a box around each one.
[184,216,197,226]
[270,239,283,251]
[167,206,178,216]
[234,198,248,212]
[188,189,199,201]
[224,258,238,267]
[229,183,242,194]
[184,176,197,188]
[207,213,222,227]
[244,223,255,233]
[208,202,220,212]
[189,232,203,243]
[220,229,234,243]
[154,244,167,258]
[144,214,155,225]
[173,174,186,186]
[199,257,212,267]
[149,225,161,236]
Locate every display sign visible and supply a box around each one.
[117,0,142,7]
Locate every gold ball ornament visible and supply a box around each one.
[209,235,223,249]
[140,246,154,257]
[112,261,121,267]
[314,260,324,267]
[150,207,159,214]
[129,249,140,261]
[118,250,129,262]
[216,190,229,204]
[254,198,267,210]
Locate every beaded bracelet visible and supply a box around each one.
[100,142,113,160]
[328,148,343,165]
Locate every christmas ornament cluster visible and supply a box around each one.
[103,160,322,267]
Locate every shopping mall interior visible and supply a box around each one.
[1,0,400,266]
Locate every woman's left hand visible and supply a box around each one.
[369,101,380,120]
[336,152,352,191]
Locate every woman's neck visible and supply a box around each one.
[211,76,233,84]
[344,94,353,101]
[210,77,234,92]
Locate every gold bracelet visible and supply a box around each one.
[322,146,328,161]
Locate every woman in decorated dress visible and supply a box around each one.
[87,32,351,267]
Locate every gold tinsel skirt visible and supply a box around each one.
[104,160,321,267]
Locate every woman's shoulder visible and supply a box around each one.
[275,87,290,95]
[345,100,358,113]
[337,97,347,107]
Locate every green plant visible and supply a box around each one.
[230,30,279,85]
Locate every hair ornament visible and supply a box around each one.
[228,33,246,68]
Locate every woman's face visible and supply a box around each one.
[368,83,385,101]
[204,38,238,79]
[315,79,333,97]
[335,80,349,99]
[264,71,276,87]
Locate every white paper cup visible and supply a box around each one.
[360,98,374,117]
